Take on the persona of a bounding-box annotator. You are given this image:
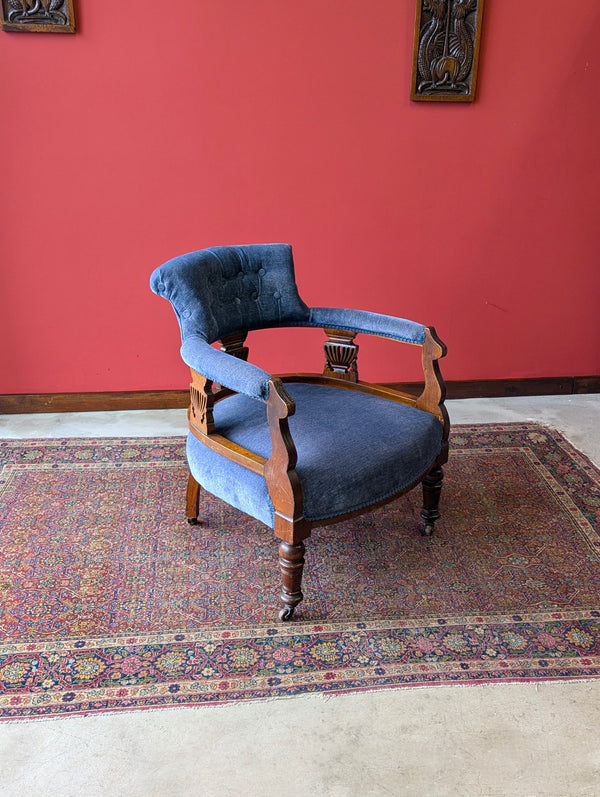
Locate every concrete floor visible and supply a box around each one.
[1,395,600,796]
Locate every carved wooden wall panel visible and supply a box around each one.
[411,0,484,102]
[1,0,75,33]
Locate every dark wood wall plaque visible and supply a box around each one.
[411,0,484,102]
[1,0,75,33]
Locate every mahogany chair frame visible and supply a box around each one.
[185,325,449,621]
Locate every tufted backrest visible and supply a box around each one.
[150,244,311,344]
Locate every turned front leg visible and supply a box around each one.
[278,540,306,621]
[421,465,444,536]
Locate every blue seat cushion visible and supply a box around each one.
[186,382,444,528]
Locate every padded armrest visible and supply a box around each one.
[181,336,272,402]
[307,307,426,345]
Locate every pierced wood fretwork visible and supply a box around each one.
[323,328,359,382]
[189,370,215,435]
[411,0,484,102]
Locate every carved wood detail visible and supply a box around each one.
[188,369,216,435]
[1,0,75,32]
[323,328,359,382]
[411,0,484,102]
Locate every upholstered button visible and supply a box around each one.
[251,292,258,300]
[273,291,281,299]
[238,272,244,279]
[258,268,266,276]
[182,309,192,318]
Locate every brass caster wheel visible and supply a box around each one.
[278,605,295,622]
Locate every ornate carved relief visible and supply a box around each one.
[1,0,75,32]
[189,371,215,435]
[411,0,484,102]
[323,329,359,383]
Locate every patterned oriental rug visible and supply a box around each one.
[1,423,599,720]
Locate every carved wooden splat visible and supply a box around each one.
[411,0,484,102]
[189,370,216,436]
[323,328,359,382]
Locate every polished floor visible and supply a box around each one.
[1,395,600,796]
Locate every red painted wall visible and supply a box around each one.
[2,1,599,394]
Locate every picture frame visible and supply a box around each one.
[411,0,484,102]
[1,0,76,33]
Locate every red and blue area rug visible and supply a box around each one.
[0,423,599,720]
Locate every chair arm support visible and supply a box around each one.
[181,335,272,402]
[307,307,426,345]
[417,327,449,433]
[265,379,310,543]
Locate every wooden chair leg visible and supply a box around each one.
[278,540,305,621]
[421,465,444,536]
[186,472,201,525]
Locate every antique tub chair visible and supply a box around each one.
[150,244,449,620]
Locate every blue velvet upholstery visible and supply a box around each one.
[150,244,310,344]
[306,307,426,345]
[181,335,272,401]
[150,245,427,361]
[186,382,443,526]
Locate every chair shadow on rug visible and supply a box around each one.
[150,244,449,621]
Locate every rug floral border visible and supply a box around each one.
[1,424,599,720]
[1,611,599,720]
